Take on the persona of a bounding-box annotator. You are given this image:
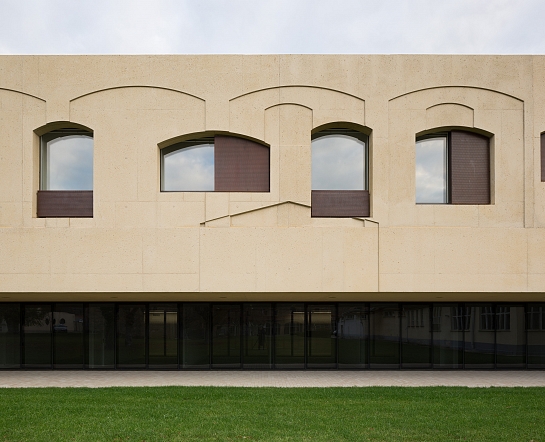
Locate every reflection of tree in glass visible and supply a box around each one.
[122,307,144,347]
[0,307,21,334]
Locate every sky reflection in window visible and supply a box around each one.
[311,135,365,190]
[415,137,447,203]
[162,144,214,191]
[43,135,93,190]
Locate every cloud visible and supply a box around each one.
[1,0,544,54]
[312,135,365,190]
[46,135,93,190]
[163,144,214,191]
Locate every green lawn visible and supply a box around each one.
[0,387,543,441]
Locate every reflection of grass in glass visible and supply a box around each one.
[1,387,544,441]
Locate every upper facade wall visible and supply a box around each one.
[0,55,543,296]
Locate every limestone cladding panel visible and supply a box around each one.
[0,55,544,297]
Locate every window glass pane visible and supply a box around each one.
[527,303,545,368]
[370,303,400,368]
[23,304,51,367]
[243,303,273,369]
[275,303,305,368]
[307,304,336,368]
[312,135,365,190]
[0,304,20,368]
[117,304,146,368]
[182,304,210,368]
[464,304,495,368]
[53,303,84,368]
[416,137,447,203]
[496,305,525,368]
[433,303,463,368]
[401,304,431,368]
[338,304,368,368]
[86,304,115,368]
[43,135,93,190]
[149,303,178,368]
[162,144,214,191]
[211,304,241,368]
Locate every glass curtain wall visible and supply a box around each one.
[370,303,400,368]
[401,304,431,368]
[307,304,336,368]
[3,302,545,370]
[432,303,464,368]
[338,304,368,368]
[211,304,241,368]
[275,303,305,368]
[496,305,525,368]
[117,304,146,368]
[243,303,273,369]
[182,304,209,368]
[86,304,115,368]
[53,303,84,368]
[0,304,20,368]
[528,304,545,368]
[23,304,51,367]
[149,303,178,368]
[464,303,495,368]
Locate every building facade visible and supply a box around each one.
[0,55,544,369]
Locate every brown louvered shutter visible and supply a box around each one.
[450,131,490,204]
[214,135,270,192]
[37,190,93,217]
[541,132,545,181]
[311,190,370,217]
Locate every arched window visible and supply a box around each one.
[311,128,369,217]
[416,130,490,204]
[161,135,269,192]
[37,127,93,217]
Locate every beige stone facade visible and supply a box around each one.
[0,55,544,302]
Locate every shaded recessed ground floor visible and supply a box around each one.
[1,302,544,370]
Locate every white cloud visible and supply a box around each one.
[1,0,544,54]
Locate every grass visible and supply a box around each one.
[0,387,544,441]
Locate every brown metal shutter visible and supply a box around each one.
[541,132,545,182]
[311,190,370,217]
[214,136,270,192]
[450,131,490,204]
[37,191,93,217]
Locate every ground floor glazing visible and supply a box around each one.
[1,302,544,369]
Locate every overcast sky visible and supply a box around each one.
[1,0,544,54]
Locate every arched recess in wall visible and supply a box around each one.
[229,86,365,143]
[159,131,270,192]
[34,121,94,217]
[69,86,206,141]
[390,86,524,209]
[311,122,372,217]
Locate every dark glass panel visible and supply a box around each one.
[182,303,210,369]
[85,304,115,368]
[432,303,463,368]
[0,304,20,368]
[212,304,241,368]
[338,303,368,368]
[464,304,495,368]
[527,303,545,368]
[242,303,273,369]
[370,303,400,368]
[275,303,305,368]
[53,303,84,368]
[401,304,431,368]
[307,304,336,368]
[496,305,525,368]
[117,304,146,368]
[149,303,178,368]
[23,304,51,367]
